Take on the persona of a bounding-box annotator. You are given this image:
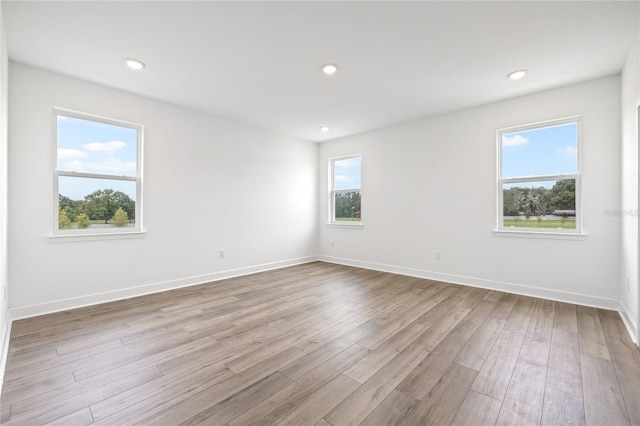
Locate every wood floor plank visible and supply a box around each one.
[581,353,629,426]
[225,319,340,374]
[608,341,640,424]
[397,299,497,400]
[404,363,477,425]
[519,323,553,368]
[547,327,582,397]
[495,360,546,425]
[0,372,76,406]
[2,262,638,426]
[282,322,376,381]
[89,363,234,422]
[358,285,457,350]
[229,343,368,426]
[489,292,518,321]
[541,387,585,426]
[577,305,611,360]
[343,323,426,383]
[294,317,376,354]
[275,374,360,426]
[6,367,163,425]
[470,329,525,401]
[325,342,429,426]
[503,295,536,334]
[177,372,292,425]
[600,308,637,349]
[553,301,578,333]
[455,317,506,371]
[131,347,306,426]
[43,407,94,426]
[450,390,502,426]
[415,303,471,351]
[359,389,420,426]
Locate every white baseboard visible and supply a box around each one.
[618,304,639,345]
[319,255,636,341]
[0,315,11,395]
[9,256,318,321]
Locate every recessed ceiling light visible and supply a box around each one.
[124,58,145,71]
[507,69,527,80]
[320,126,330,132]
[322,64,338,75]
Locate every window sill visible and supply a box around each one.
[493,229,587,240]
[49,231,147,243]
[327,222,364,229]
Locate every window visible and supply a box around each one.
[329,155,362,224]
[54,108,143,235]
[498,117,580,233]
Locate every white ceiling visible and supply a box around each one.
[3,1,639,142]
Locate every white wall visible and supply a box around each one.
[8,63,318,316]
[621,31,640,342]
[0,2,9,386]
[319,76,623,311]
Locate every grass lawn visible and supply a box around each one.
[335,217,361,222]
[503,219,575,229]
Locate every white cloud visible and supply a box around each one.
[336,158,357,168]
[58,148,87,160]
[88,158,136,173]
[502,134,529,147]
[64,160,86,171]
[334,175,354,184]
[84,140,126,152]
[562,146,578,158]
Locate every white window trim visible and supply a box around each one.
[496,116,584,236]
[52,107,144,237]
[328,154,362,228]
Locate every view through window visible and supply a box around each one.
[499,118,580,232]
[330,155,361,223]
[55,109,142,234]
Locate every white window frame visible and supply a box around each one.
[496,116,582,237]
[53,108,144,238]
[328,154,362,227]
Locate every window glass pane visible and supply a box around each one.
[57,115,137,176]
[334,156,361,190]
[334,191,361,222]
[58,176,136,230]
[502,179,575,229]
[501,122,577,178]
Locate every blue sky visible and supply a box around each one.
[334,156,361,190]
[57,115,138,200]
[502,122,577,180]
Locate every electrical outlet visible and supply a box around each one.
[435,251,442,261]
[219,250,225,259]
[331,241,335,248]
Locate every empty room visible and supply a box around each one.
[0,1,639,425]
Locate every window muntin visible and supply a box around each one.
[54,109,142,234]
[330,155,361,224]
[498,118,580,233]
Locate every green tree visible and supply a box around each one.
[58,209,72,229]
[113,191,135,222]
[502,187,523,216]
[76,213,91,229]
[112,207,128,227]
[548,179,575,211]
[84,189,134,224]
[334,191,361,219]
[59,194,84,222]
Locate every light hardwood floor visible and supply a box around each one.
[1,261,639,425]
